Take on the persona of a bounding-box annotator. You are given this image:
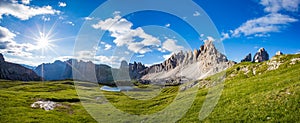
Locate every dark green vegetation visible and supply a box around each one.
[0,54,299,122]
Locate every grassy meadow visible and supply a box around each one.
[0,54,299,122]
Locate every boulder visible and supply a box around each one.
[253,48,269,63]
[241,53,252,62]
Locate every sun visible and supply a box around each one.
[37,33,50,48]
[32,28,55,50]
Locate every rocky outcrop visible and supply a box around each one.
[129,61,147,79]
[241,53,252,62]
[253,48,269,63]
[276,51,283,56]
[141,39,235,82]
[0,53,41,81]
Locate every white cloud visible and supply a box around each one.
[99,41,112,51]
[163,53,173,60]
[21,0,30,4]
[200,34,205,38]
[56,56,74,62]
[260,0,300,13]
[113,11,121,16]
[0,1,60,20]
[104,44,112,50]
[206,36,215,42]
[232,13,297,37]
[162,39,183,53]
[0,26,36,58]
[74,50,121,66]
[75,50,95,61]
[0,26,16,42]
[41,16,50,21]
[83,17,94,21]
[221,0,299,41]
[193,11,201,16]
[100,41,106,45]
[165,23,171,27]
[136,54,145,58]
[65,21,75,26]
[58,2,67,7]
[220,32,230,41]
[92,12,161,54]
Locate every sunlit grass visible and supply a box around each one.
[0,54,299,122]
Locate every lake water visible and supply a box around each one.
[100,86,133,92]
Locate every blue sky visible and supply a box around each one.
[0,0,299,66]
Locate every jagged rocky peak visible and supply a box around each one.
[128,61,147,79]
[146,39,230,74]
[0,53,4,62]
[142,39,235,82]
[198,39,228,62]
[120,60,129,69]
[253,48,269,63]
[241,53,252,62]
[129,61,147,72]
[276,51,283,56]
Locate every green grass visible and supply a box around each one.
[0,81,96,123]
[0,54,299,122]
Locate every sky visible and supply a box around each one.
[0,0,299,67]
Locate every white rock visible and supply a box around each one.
[290,58,300,65]
[267,60,282,71]
[31,101,57,111]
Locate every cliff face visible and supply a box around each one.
[253,48,269,63]
[129,61,147,79]
[141,40,235,81]
[0,53,41,81]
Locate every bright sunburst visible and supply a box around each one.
[36,32,51,49]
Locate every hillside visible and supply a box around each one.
[179,53,300,122]
[0,53,41,81]
[0,54,299,122]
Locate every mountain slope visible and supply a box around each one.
[179,54,300,122]
[0,53,41,81]
[34,60,67,80]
